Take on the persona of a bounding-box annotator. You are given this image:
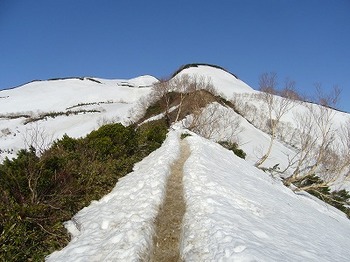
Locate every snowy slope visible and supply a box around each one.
[0,76,156,113]
[174,64,350,189]
[179,102,296,169]
[46,131,350,261]
[182,134,350,261]
[0,76,156,161]
[233,91,350,141]
[175,64,256,98]
[177,65,350,141]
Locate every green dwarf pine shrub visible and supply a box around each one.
[219,141,246,159]
[0,121,168,261]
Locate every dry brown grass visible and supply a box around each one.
[149,140,190,262]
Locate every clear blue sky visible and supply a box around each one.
[1,0,349,112]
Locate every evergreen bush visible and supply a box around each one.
[219,141,246,159]
[0,121,168,261]
[293,174,350,218]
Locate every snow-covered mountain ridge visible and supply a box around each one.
[0,75,157,160]
[1,64,350,261]
[0,75,157,114]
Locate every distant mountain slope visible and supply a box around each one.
[0,75,157,161]
[171,63,239,79]
[172,64,256,97]
[0,75,157,113]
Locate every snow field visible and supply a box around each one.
[46,131,181,261]
[0,76,156,161]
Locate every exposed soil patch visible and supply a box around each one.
[150,140,190,262]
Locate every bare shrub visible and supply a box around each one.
[183,102,242,143]
[128,93,156,123]
[97,116,121,127]
[255,73,299,167]
[232,93,265,128]
[170,74,190,122]
[337,120,350,182]
[1,128,11,137]
[313,83,341,108]
[23,123,53,156]
[152,78,172,123]
[133,74,242,143]
[170,74,217,123]
[233,77,347,194]
[283,86,348,191]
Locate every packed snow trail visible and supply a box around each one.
[46,132,181,262]
[150,140,190,262]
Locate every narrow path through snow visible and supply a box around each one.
[150,140,190,262]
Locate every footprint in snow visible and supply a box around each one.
[252,230,270,239]
[101,220,109,230]
[233,244,247,253]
